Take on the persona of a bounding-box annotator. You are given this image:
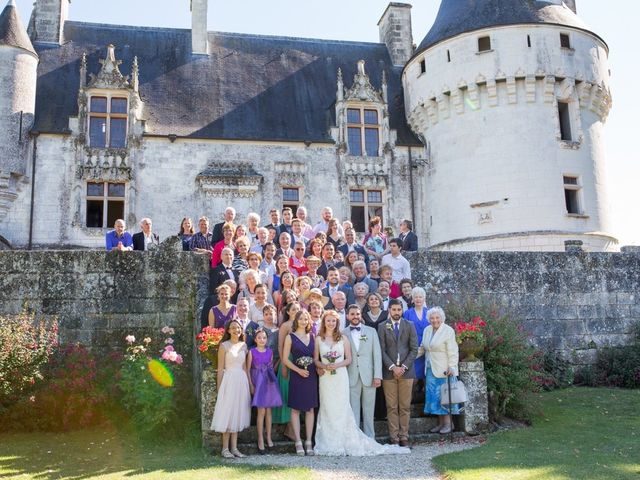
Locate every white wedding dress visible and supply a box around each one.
[314,338,410,456]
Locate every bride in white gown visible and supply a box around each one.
[313,310,410,456]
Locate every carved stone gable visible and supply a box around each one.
[88,44,130,89]
[196,162,262,198]
[344,60,385,104]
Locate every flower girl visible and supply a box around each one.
[247,328,282,453]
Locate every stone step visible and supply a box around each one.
[222,415,445,444]
[225,430,467,456]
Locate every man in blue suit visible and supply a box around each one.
[398,220,418,252]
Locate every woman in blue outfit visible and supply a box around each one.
[403,286,429,401]
[419,306,460,434]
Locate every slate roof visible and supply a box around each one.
[0,0,36,55]
[33,21,420,146]
[416,0,599,55]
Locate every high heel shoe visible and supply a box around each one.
[295,441,305,456]
[304,440,315,456]
[257,443,266,455]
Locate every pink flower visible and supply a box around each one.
[165,338,174,344]
[175,354,183,365]
[125,335,135,344]
[164,345,175,352]
[161,326,170,334]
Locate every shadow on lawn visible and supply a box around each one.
[0,422,300,480]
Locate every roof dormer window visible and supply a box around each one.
[347,107,380,157]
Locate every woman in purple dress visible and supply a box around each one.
[208,284,237,328]
[247,329,282,453]
[282,310,318,456]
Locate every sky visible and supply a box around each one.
[13,0,640,246]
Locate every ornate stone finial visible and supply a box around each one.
[88,44,130,89]
[337,68,344,102]
[345,60,385,104]
[131,56,139,93]
[79,52,87,89]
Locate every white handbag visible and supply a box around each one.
[440,378,468,405]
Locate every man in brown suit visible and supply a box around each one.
[378,298,418,446]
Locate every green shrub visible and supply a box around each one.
[118,329,185,434]
[0,344,108,431]
[0,312,58,408]
[592,323,640,389]
[446,299,541,422]
[540,350,575,390]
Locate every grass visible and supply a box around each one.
[434,387,640,480]
[0,422,310,480]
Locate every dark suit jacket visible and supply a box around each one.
[399,231,418,252]
[209,263,239,297]
[211,222,225,245]
[243,320,261,349]
[362,307,388,330]
[321,284,355,309]
[132,232,160,251]
[317,261,344,280]
[377,318,419,380]
[338,243,370,266]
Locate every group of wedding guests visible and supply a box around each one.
[171,205,460,458]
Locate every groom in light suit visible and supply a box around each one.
[343,304,382,439]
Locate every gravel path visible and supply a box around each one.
[232,437,485,480]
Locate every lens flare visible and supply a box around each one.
[148,359,174,387]
[465,97,479,111]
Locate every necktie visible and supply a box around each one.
[350,326,361,331]
[394,322,399,338]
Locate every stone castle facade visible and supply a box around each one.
[0,0,617,252]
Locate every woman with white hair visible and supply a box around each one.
[419,306,460,434]
[403,286,430,398]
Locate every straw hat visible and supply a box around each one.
[301,287,329,307]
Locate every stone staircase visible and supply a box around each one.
[203,403,465,455]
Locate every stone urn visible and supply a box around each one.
[459,339,483,361]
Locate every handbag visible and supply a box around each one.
[440,378,468,405]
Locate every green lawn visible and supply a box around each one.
[434,387,640,480]
[0,426,310,480]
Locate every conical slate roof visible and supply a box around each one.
[415,0,597,55]
[0,0,36,55]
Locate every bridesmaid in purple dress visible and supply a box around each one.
[283,310,318,456]
[208,284,237,328]
[247,329,282,453]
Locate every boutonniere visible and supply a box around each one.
[246,326,255,337]
[385,322,393,331]
[359,334,368,342]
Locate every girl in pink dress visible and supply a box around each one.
[210,319,251,458]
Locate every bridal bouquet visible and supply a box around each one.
[295,356,314,371]
[323,350,340,375]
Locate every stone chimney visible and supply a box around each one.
[27,0,69,44]
[377,3,413,66]
[191,0,208,55]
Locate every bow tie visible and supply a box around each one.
[350,326,361,331]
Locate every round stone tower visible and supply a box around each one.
[403,0,616,252]
[0,0,38,179]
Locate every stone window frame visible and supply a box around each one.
[562,174,586,217]
[349,188,385,233]
[87,91,129,149]
[346,103,382,158]
[85,180,127,229]
[282,186,302,214]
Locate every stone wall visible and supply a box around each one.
[407,249,640,365]
[0,238,210,357]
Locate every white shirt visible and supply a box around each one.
[349,325,362,352]
[336,310,347,331]
[381,253,412,283]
